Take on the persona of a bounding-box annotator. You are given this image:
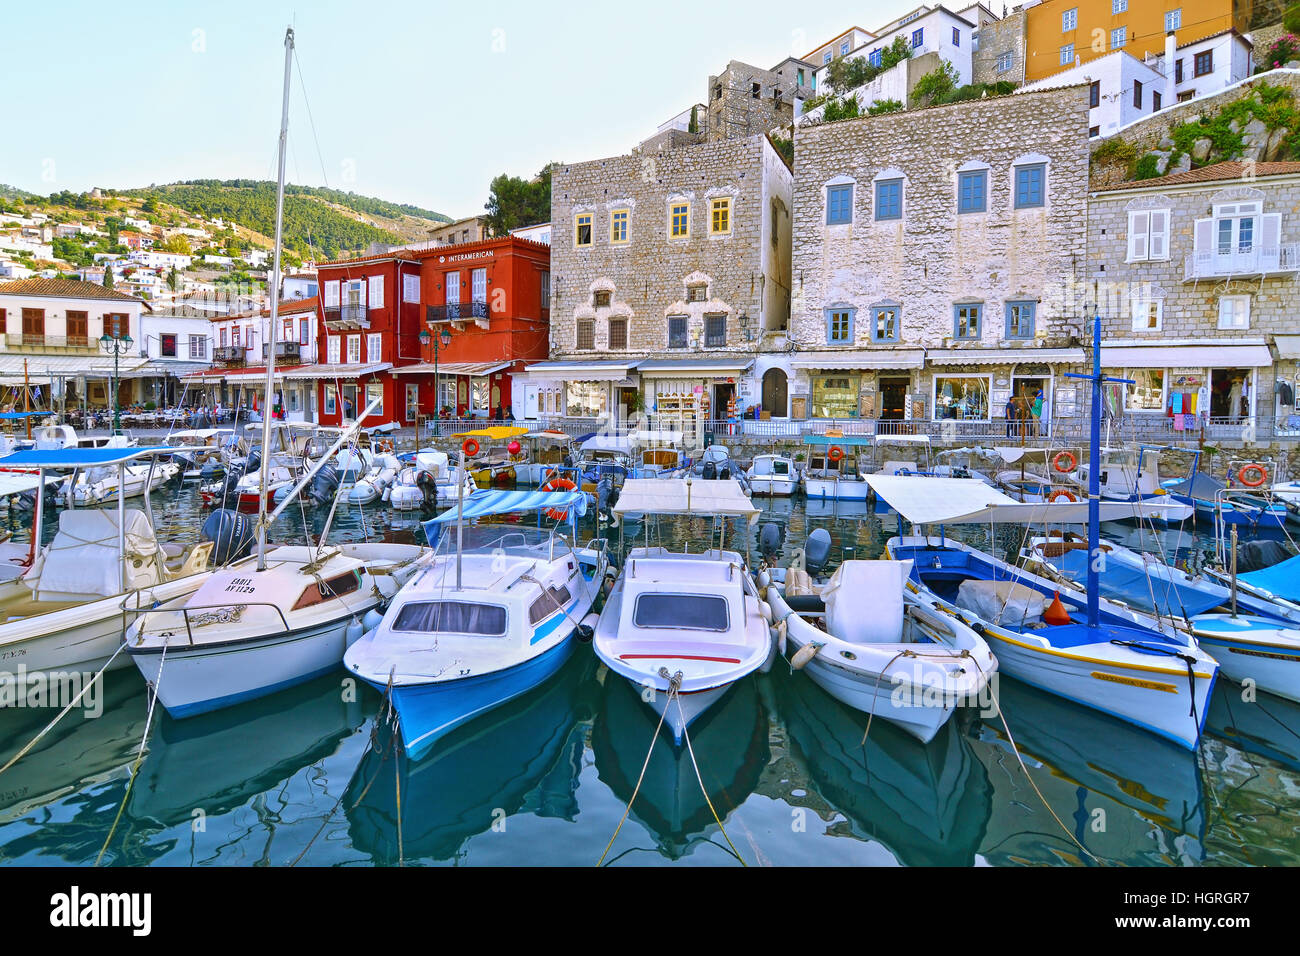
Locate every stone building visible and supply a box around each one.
[786,84,1092,434]
[704,59,813,142]
[970,4,1025,86]
[530,133,793,439]
[1088,160,1300,443]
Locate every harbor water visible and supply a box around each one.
[1,480,1298,867]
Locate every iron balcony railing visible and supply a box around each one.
[1184,243,1300,280]
[323,304,369,327]
[4,332,96,350]
[214,345,245,364]
[427,301,490,323]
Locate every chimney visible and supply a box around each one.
[1164,31,1177,107]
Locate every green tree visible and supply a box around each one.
[156,234,191,254]
[911,61,960,106]
[102,266,114,289]
[823,96,862,122]
[483,162,558,236]
[867,98,905,115]
[168,265,180,291]
[689,105,698,134]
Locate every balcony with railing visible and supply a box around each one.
[214,345,245,366]
[427,300,490,329]
[1184,243,1300,281]
[261,341,302,362]
[4,332,96,351]
[323,303,369,329]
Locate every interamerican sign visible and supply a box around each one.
[440,249,496,263]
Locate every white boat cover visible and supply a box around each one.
[874,434,931,446]
[992,446,1053,464]
[30,508,160,599]
[613,478,759,524]
[0,471,59,496]
[823,560,913,643]
[582,435,633,454]
[628,429,684,445]
[863,475,1181,525]
[956,579,1047,628]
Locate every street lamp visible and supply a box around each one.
[419,324,453,419]
[99,315,134,435]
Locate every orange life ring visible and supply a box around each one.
[461,438,480,458]
[827,445,845,463]
[1052,450,1077,474]
[1046,488,1078,504]
[540,476,577,521]
[1238,463,1268,488]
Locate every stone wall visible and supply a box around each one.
[971,8,1026,87]
[548,134,792,359]
[705,60,800,143]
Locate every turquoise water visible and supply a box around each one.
[1,480,1299,866]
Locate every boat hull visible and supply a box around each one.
[805,476,870,501]
[1192,614,1300,703]
[644,682,731,744]
[128,614,362,718]
[369,633,577,761]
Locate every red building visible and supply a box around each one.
[311,236,550,427]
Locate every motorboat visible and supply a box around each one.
[988,446,1085,505]
[1074,445,1193,523]
[629,429,689,479]
[452,426,530,488]
[0,446,215,677]
[345,488,607,760]
[761,557,997,743]
[517,429,577,485]
[801,434,870,501]
[348,452,401,505]
[388,450,477,511]
[746,453,800,496]
[1161,468,1288,529]
[593,478,773,743]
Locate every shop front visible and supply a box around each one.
[390,360,516,424]
[285,362,392,426]
[925,348,1085,439]
[519,360,643,428]
[789,350,924,434]
[637,358,754,445]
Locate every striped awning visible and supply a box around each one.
[422,489,588,526]
[926,348,1086,366]
[280,362,391,380]
[391,361,514,376]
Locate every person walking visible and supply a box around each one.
[1030,388,1044,438]
[1004,393,1019,438]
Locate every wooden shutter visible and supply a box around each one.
[1127,211,1149,260]
[1148,210,1169,260]
[368,274,384,308]
[1261,213,1282,269]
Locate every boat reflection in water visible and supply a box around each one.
[129,672,366,828]
[345,654,595,864]
[977,676,1205,866]
[0,670,145,831]
[775,665,991,866]
[592,671,768,862]
[1207,680,1300,772]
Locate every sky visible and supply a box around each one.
[1,0,927,220]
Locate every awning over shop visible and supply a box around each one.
[1273,335,1300,360]
[280,362,391,380]
[0,354,151,382]
[790,350,923,371]
[523,360,642,381]
[1101,343,1272,368]
[391,361,514,376]
[120,360,212,379]
[926,348,1085,366]
[636,358,754,377]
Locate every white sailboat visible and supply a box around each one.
[125,28,426,718]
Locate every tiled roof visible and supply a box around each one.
[0,277,145,302]
[1103,161,1300,191]
[265,295,318,315]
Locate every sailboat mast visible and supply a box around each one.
[256,26,294,572]
[1086,311,1102,630]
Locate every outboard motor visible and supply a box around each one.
[719,464,731,480]
[805,527,832,575]
[416,469,439,511]
[245,450,261,474]
[759,522,783,561]
[202,508,255,565]
[701,460,717,481]
[596,475,618,519]
[310,464,340,507]
[15,483,59,514]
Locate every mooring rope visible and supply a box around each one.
[675,687,746,866]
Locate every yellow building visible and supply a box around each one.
[1023,0,1250,83]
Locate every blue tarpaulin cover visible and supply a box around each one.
[0,446,179,468]
[1239,553,1300,602]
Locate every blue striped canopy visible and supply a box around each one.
[423,489,588,525]
[0,446,180,468]
[802,434,874,447]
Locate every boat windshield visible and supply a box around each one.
[633,593,729,632]
[392,600,508,636]
[435,524,563,560]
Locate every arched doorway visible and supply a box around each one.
[762,368,788,418]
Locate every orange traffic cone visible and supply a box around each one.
[1044,591,1071,626]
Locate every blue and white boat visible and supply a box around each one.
[878,315,1220,750]
[344,488,607,760]
[802,434,872,501]
[1161,466,1288,529]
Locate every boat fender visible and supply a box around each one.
[758,599,772,623]
[774,618,788,656]
[362,608,384,632]
[791,642,824,670]
[344,617,365,647]
[1044,591,1072,627]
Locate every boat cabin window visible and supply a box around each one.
[392,601,508,636]
[633,593,729,632]
[528,584,573,626]
[292,570,363,610]
[773,459,790,476]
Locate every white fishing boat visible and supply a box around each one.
[802,434,871,501]
[0,446,215,676]
[593,478,774,743]
[629,429,687,478]
[989,446,1084,504]
[761,558,996,743]
[746,453,801,496]
[125,30,426,720]
[388,450,477,511]
[345,488,605,759]
[1075,445,1193,523]
[64,457,181,507]
[518,429,576,485]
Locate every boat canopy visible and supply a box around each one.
[581,435,633,454]
[613,478,759,524]
[424,489,589,525]
[451,426,529,440]
[875,434,931,446]
[167,428,234,440]
[628,429,683,445]
[524,430,572,442]
[0,471,60,496]
[992,446,1054,463]
[802,434,874,448]
[0,411,49,419]
[0,446,182,469]
[864,475,1183,525]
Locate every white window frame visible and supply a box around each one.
[1111,26,1127,49]
[1060,43,1074,65]
[323,280,340,308]
[367,332,382,362]
[402,273,421,303]
[367,274,384,309]
[347,334,362,364]
[1062,7,1077,30]
[1165,8,1181,31]
[471,267,487,303]
[326,335,340,365]
[1217,295,1251,330]
[1127,209,1170,262]
[1112,0,1127,13]
[1130,296,1163,331]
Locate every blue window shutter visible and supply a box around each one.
[1015,165,1045,208]
[875,179,902,221]
[827,185,852,224]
